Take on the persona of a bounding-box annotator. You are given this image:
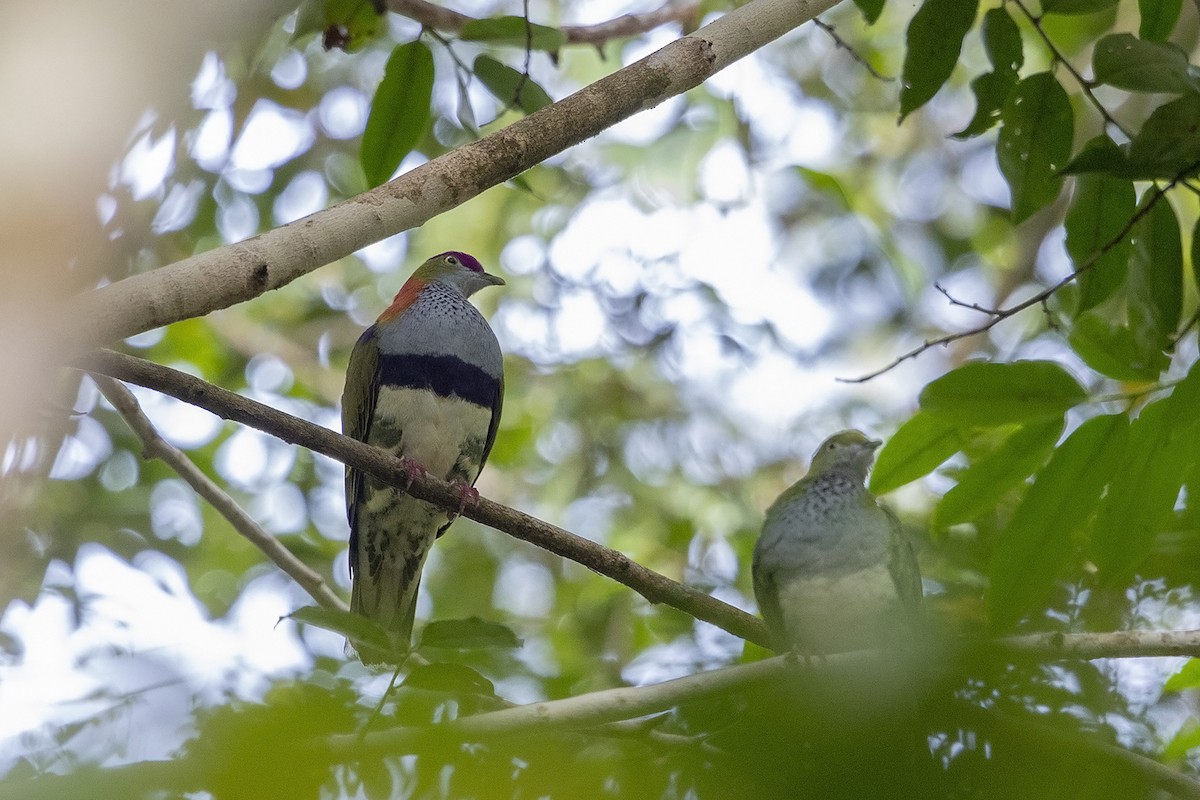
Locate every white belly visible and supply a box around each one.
[776,563,900,654]
[372,386,493,480]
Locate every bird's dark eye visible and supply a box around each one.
[446,255,459,266]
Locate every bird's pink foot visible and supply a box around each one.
[397,456,429,492]
[447,480,480,520]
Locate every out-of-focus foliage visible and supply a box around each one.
[4,0,1200,796]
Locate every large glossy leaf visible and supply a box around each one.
[361,40,434,187]
[474,55,553,114]
[1140,0,1183,41]
[954,70,1019,139]
[1068,314,1169,381]
[1064,142,1135,313]
[288,605,390,652]
[920,361,1086,426]
[899,0,979,119]
[870,411,966,495]
[418,616,523,650]
[1125,94,1200,180]
[1093,34,1200,95]
[1091,400,1197,581]
[933,419,1063,529]
[988,414,1129,630]
[982,6,1023,73]
[997,73,1074,222]
[1128,196,1183,360]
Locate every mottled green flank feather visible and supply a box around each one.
[342,328,380,540]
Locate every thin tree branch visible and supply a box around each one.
[844,169,1191,383]
[811,18,892,82]
[79,349,771,648]
[65,0,837,354]
[90,374,348,613]
[386,0,701,45]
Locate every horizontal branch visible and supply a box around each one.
[997,628,1200,660]
[6,628,1199,798]
[387,0,701,45]
[66,0,839,354]
[91,374,348,613]
[82,349,770,647]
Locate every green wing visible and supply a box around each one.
[343,327,381,570]
[884,504,924,621]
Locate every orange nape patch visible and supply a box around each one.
[378,277,426,323]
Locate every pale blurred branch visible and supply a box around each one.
[388,0,701,44]
[8,630,1200,799]
[80,350,771,648]
[65,0,840,353]
[90,373,348,613]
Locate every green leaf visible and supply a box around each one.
[852,0,886,24]
[403,662,498,696]
[1068,314,1169,381]
[1125,94,1200,180]
[1164,659,1200,693]
[1042,0,1119,13]
[418,616,523,650]
[997,73,1074,222]
[933,419,1063,529]
[1164,357,1200,431]
[1064,144,1135,313]
[1165,719,1200,760]
[953,70,1018,139]
[1091,400,1197,581]
[1128,195,1183,359]
[473,55,553,114]
[1093,34,1200,95]
[982,7,1023,73]
[988,414,1129,630]
[870,412,966,495]
[1193,216,1200,293]
[287,605,391,652]
[899,0,979,119]
[361,41,434,187]
[1061,136,1136,178]
[920,361,1086,426]
[460,16,567,53]
[1140,0,1182,41]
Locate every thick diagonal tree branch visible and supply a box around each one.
[91,374,348,613]
[65,0,840,354]
[81,349,771,648]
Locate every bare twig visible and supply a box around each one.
[844,171,1190,383]
[386,0,701,45]
[811,18,893,82]
[80,350,771,648]
[933,282,1000,315]
[90,374,348,613]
